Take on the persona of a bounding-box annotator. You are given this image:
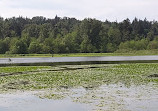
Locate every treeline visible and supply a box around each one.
[0,16,158,54]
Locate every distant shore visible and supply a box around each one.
[0,50,158,58]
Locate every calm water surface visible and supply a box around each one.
[0,55,158,65]
[0,91,89,111]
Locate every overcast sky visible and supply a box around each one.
[0,0,157,22]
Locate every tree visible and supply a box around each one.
[38,23,52,42]
[41,37,54,53]
[0,16,158,54]
[108,27,121,45]
[28,41,41,54]
[32,16,46,25]
[106,43,117,52]
[79,19,102,51]
[10,39,28,54]
[22,24,40,38]
[63,32,79,53]
[80,34,96,53]
[119,18,132,41]
[0,40,7,53]
[99,23,109,52]
[53,36,65,53]
[118,39,149,51]
[147,40,158,49]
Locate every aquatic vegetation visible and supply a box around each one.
[71,83,158,111]
[0,63,158,111]
[0,63,158,92]
[0,66,50,73]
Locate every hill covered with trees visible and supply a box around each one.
[0,16,158,54]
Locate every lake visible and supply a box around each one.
[0,56,158,111]
[0,55,158,66]
[0,83,158,111]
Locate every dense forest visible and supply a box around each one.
[0,16,158,54]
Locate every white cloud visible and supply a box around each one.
[0,0,158,21]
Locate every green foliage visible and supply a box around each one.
[0,16,157,54]
[147,40,158,49]
[9,39,28,54]
[0,64,157,92]
[118,39,149,51]
[106,43,117,52]
[28,41,42,54]
[108,27,121,45]
[0,39,9,54]
[53,36,65,53]
[80,35,97,53]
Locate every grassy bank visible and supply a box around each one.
[0,63,158,92]
[0,50,158,58]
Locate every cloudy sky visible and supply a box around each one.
[0,0,157,21]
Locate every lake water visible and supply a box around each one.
[0,83,158,111]
[0,56,158,111]
[0,91,89,111]
[0,55,158,66]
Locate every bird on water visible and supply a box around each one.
[8,58,11,62]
